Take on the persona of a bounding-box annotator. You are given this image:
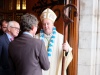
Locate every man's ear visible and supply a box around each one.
[31,26,34,30]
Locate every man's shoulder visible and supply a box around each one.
[33,37,43,44]
[0,34,8,45]
[35,32,63,39]
[17,34,43,44]
[0,33,7,40]
[56,31,63,37]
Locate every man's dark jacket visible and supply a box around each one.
[8,34,50,75]
[0,33,14,75]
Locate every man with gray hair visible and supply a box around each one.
[8,13,50,75]
[0,21,20,75]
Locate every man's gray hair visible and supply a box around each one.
[20,13,39,31]
[7,21,19,28]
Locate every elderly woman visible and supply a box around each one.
[35,8,73,75]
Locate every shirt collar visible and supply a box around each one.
[6,33,13,42]
[44,33,52,38]
[23,32,33,37]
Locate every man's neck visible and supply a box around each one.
[23,31,34,37]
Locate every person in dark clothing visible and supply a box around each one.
[0,19,8,36]
[0,21,20,75]
[8,13,50,75]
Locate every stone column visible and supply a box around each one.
[78,0,99,75]
[96,0,100,75]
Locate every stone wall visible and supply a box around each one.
[78,0,100,75]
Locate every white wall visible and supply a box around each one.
[78,0,100,75]
[96,0,100,75]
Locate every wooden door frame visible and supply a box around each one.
[67,0,79,75]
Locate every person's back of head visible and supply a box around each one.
[20,13,39,36]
